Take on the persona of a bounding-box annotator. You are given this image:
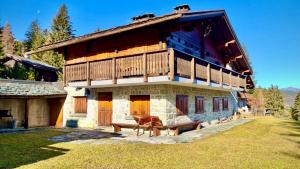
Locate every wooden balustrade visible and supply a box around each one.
[64,48,247,90]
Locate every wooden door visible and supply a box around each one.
[176,95,188,116]
[98,92,112,126]
[48,98,65,128]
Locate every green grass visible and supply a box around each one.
[1,117,299,169]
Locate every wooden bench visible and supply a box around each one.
[112,123,138,133]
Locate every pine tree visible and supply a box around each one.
[14,40,24,56]
[49,4,73,43]
[291,92,300,121]
[1,23,14,54]
[264,85,285,117]
[24,20,46,61]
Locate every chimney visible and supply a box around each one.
[174,4,191,13]
[132,13,155,23]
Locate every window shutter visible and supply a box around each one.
[222,97,229,111]
[195,96,204,114]
[213,97,220,112]
[176,95,188,116]
[74,97,87,113]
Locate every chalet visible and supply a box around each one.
[26,5,254,133]
[0,54,61,82]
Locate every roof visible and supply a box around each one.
[25,9,252,74]
[25,10,224,54]
[3,54,60,72]
[0,79,66,97]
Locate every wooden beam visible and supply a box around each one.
[191,57,195,83]
[86,61,91,86]
[112,58,116,84]
[225,40,236,47]
[63,64,66,86]
[24,99,28,129]
[169,48,175,81]
[206,63,211,85]
[219,68,223,87]
[143,53,148,82]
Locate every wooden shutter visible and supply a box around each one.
[195,96,204,114]
[74,96,87,113]
[222,97,229,111]
[176,95,188,116]
[213,97,220,112]
[130,95,150,116]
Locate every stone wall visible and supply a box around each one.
[63,84,238,128]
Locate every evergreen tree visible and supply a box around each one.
[1,23,14,54]
[291,92,300,121]
[264,85,285,117]
[49,4,73,43]
[14,40,24,56]
[24,20,46,61]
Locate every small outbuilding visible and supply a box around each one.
[0,79,66,129]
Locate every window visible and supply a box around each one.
[130,95,150,116]
[74,96,87,114]
[213,97,220,112]
[176,95,189,116]
[195,96,204,114]
[222,97,229,111]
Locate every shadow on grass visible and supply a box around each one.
[0,130,69,168]
[279,120,300,159]
[48,129,124,142]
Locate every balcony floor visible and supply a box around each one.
[67,75,244,92]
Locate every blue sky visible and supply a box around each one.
[0,0,299,88]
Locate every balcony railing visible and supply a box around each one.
[64,48,247,89]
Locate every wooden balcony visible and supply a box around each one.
[64,48,247,90]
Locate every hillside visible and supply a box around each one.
[280,87,300,107]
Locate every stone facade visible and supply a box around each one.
[63,84,238,128]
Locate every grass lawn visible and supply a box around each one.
[0,117,299,169]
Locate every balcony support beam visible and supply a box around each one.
[169,48,175,81]
[143,53,148,82]
[206,63,211,85]
[219,68,223,87]
[112,58,116,84]
[86,61,91,86]
[191,57,195,83]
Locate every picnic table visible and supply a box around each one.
[133,115,162,137]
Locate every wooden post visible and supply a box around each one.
[86,61,91,86]
[24,98,28,129]
[169,48,175,81]
[206,63,211,85]
[229,71,232,88]
[219,68,223,87]
[244,77,247,90]
[112,58,117,84]
[143,53,148,82]
[191,57,195,83]
[63,65,66,86]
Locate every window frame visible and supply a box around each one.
[195,96,204,114]
[213,97,220,112]
[74,96,87,114]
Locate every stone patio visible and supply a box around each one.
[49,118,252,144]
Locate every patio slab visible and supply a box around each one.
[49,118,252,144]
